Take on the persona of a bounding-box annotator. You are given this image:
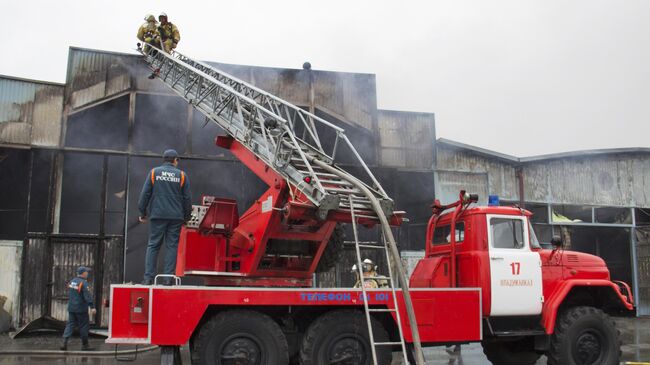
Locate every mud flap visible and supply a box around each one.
[161,346,182,365]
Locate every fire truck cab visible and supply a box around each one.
[410,193,634,365]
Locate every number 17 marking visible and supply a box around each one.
[510,262,521,275]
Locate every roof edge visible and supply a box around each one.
[436,138,520,163]
[437,138,650,163]
[378,109,435,117]
[520,147,650,162]
[0,74,65,87]
[68,46,141,58]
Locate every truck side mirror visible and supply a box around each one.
[550,235,563,249]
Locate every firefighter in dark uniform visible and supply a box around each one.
[60,266,95,351]
[138,149,192,285]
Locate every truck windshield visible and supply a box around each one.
[528,220,541,249]
[431,222,465,245]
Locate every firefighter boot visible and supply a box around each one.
[59,338,68,351]
[81,340,94,351]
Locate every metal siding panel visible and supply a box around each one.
[523,163,549,203]
[436,145,517,200]
[314,72,374,131]
[0,78,64,146]
[20,237,47,326]
[68,49,135,109]
[101,237,124,326]
[31,85,64,147]
[632,158,650,208]
[50,239,95,322]
[378,111,435,169]
[400,250,425,277]
[0,241,22,329]
[436,171,489,206]
[380,148,406,167]
[636,228,650,315]
[207,63,375,132]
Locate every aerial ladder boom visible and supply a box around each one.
[138,45,425,364]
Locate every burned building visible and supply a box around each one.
[0,47,435,329]
[435,139,650,315]
[1,46,649,332]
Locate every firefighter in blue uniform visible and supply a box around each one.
[138,149,192,285]
[60,266,95,351]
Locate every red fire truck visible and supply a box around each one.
[107,190,634,365]
[107,44,635,365]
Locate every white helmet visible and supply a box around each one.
[353,259,376,273]
[159,12,168,19]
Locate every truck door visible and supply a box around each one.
[486,215,543,316]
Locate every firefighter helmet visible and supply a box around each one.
[159,12,168,19]
[352,259,376,273]
[144,14,156,22]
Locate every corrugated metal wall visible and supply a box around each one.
[436,143,650,208]
[435,144,518,202]
[435,171,489,206]
[0,77,64,146]
[636,227,650,315]
[378,110,435,169]
[211,62,378,132]
[66,48,138,110]
[524,156,650,207]
[0,241,22,330]
[20,235,123,327]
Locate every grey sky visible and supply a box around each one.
[2,0,649,156]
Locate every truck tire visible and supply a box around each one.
[547,306,621,365]
[481,338,540,365]
[191,310,289,365]
[315,224,345,273]
[299,310,391,365]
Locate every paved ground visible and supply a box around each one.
[0,317,649,364]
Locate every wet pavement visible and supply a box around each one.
[0,317,649,364]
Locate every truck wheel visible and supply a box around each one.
[481,338,540,365]
[547,306,621,365]
[191,310,289,365]
[299,310,391,365]
[315,224,345,273]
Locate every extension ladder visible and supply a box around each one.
[138,44,425,364]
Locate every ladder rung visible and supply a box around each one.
[358,244,385,249]
[340,201,372,207]
[373,342,402,346]
[297,170,338,178]
[319,179,353,186]
[344,241,378,245]
[368,308,396,312]
[325,187,362,194]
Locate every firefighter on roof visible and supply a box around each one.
[137,14,160,51]
[60,266,95,351]
[352,259,389,289]
[157,12,180,53]
[138,149,193,285]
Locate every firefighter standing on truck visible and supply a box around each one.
[158,12,180,53]
[137,14,160,51]
[60,266,95,351]
[138,149,192,285]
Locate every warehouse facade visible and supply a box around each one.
[0,47,435,330]
[0,46,649,332]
